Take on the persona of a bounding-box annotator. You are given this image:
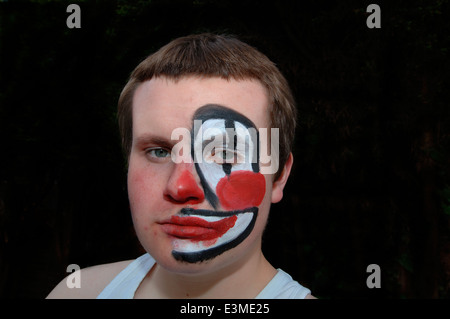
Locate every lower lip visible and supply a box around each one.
[160,215,237,242]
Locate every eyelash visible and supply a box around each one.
[209,148,241,164]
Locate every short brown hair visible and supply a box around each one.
[118,33,296,179]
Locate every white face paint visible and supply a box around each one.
[165,104,266,263]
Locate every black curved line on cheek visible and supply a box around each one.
[194,162,218,210]
[191,125,219,210]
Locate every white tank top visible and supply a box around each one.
[97,253,311,299]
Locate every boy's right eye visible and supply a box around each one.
[145,147,171,161]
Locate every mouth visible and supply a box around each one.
[160,214,238,241]
[159,207,258,263]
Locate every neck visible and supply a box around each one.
[138,241,276,298]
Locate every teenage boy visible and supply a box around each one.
[47,33,314,299]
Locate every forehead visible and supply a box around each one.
[131,76,270,137]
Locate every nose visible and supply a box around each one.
[164,163,205,205]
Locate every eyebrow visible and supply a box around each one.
[133,134,178,150]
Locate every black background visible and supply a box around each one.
[0,0,449,299]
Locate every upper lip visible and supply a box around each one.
[157,207,243,225]
[159,215,238,240]
[158,208,243,240]
[160,216,216,227]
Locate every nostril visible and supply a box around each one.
[164,194,203,205]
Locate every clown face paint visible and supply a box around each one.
[166,104,266,263]
[164,207,258,263]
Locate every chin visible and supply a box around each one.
[151,233,258,276]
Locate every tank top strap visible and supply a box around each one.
[97,254,155,299]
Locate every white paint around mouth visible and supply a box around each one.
[172,211,253,253]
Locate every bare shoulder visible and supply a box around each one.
[46,259,134,299]
[305,293,317,299]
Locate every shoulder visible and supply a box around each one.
[46,259,133,299]
[260,269,315,299]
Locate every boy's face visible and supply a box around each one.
[128,76,287,273]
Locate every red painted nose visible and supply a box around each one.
[164,164,205,204]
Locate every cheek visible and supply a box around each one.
[216,171,266,211]
[127,170,145,204]
[127,166,160,213]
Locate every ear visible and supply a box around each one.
[271,153,294,204]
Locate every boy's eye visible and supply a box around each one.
[219,150,228,159]
[153,148,170,157]
[210,148,238,164]
[146,148,171,160]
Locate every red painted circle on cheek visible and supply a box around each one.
[216,171,266,211]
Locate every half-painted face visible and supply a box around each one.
[128,77,289,272]
[163,104,266,263]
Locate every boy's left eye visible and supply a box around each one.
[210,148,238,164]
